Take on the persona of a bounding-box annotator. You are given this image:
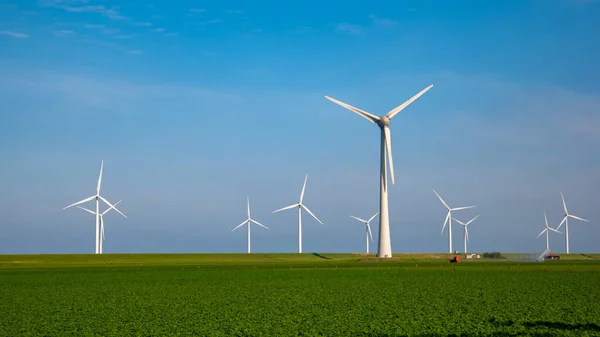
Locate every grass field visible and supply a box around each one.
[1,253,600,336]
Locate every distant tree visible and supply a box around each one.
[483,252,504,259]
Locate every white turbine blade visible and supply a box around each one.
[301,204,323,225]
[99,196,127,218]
[101,200,122,216]
[63,195,96,210]
[383,127,395,185]
[386,84,434,119]
[101,217,105,240]
[231,219,248,232]
[299,174,308,203]
[544,212,549,229]
[451,206,476,211]
[465,215,480,226]
[432,190,450,210]
[451,217,466,226]
[560,192,568,215]
[324,96,380,123]
[536,228,547,239]
[368,212,380,223]
[465,226,470,243]
[569,214,589,222]
[549,227,562,234]
[350,215,367,223]
[556,216,567,230]
[76,206,96,215]
[250,219,269,230]
[247,197,251,219]
[366,222,373,242]
[97,160,104,195]
[440,212,450,234]
[273,203,299,213]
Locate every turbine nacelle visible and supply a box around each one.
[377,116,391,127]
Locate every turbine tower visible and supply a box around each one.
[556,193,589,254]
[273,174,323,254]
[452,215,479,254]
[536,212,561,251]
[232,198,268,254]
[77,200,125,254]
[433,190,476,254]
[350,212,379,254]
[63,160,126,254]
[325,85,434,258]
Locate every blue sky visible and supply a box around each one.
[1,0,599,254]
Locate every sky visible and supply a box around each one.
[1,0,599,255]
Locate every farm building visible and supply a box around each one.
[545,252,560,260]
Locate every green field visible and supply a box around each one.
[1,253,600,336]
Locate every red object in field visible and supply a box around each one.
[450,255,461,263]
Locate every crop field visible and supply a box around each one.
[1,254,600,336]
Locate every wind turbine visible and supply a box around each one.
[77,200,124,254]
[63,160,126,254]
[452,215,479,254]
[325,85,434,258]
[536,212,562,251]
[232,198,268,254]
[433,190,476,254]
[556,193,589,254]
[350,212,379,254]
[273,174,323,254]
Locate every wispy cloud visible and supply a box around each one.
[164,32,178,37]
[53,29,75,36]
[133,22,152,27]
[334,23,363,36]
[189,8,205,13]
[369,14,398,27]
[151,28,165,33]
[126,50,142,54]
[83,24,104,29]
[39,1,126,20]
[114,34,132,39]
[0,30,29,38]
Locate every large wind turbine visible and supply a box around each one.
[452,215,479,254]
[350,212,379,254]
[77,200,125,254]
[325,85,434,258]
[536,212,562,251]
[273,174,323,254]
[63,160,126,254]
[556,193,589,253]
[433,190,476,254]
[232,198,268,254]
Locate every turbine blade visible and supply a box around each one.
[250,219,269,230]
[350,215,367,223]
[300,174,307,203]
[247,197,250,219]
[301,204,323,225]
[386,84,434,119]
[451,217,466,226]
[549,227,562,234]
[556,216,567,230]
[101,217,105,241]
[324,96,380,123]
[536,228,547,239]
[273,203,298,213]
[368,212,379,223]
[232,220,248,232]
[465,226,470,243]
[451,206,476,211]
[544,212,549,229]
[367,223,373,242]
[99,196,127,218]
[560,192,568,215]
[441,212,450,234]
[569,214,589,222]
[466,215,480,225]
[63,195,96,210]
[383,127,395,185]
[97,160,104,195]
[433,190,450,210]
[102,200,122,216]
[76,206,96,215]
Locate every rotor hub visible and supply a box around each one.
[378,116,391,127]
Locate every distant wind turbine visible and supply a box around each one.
[350,213,379,254]
[556,193,589,253]
[77,200,124,254]
[63,160,126,254]
[433,189,476,254]
[273,174,323,254]
[232,198,268,254]
[452,215,479,254]
[324,85,434,258]
[536,212,562,251]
